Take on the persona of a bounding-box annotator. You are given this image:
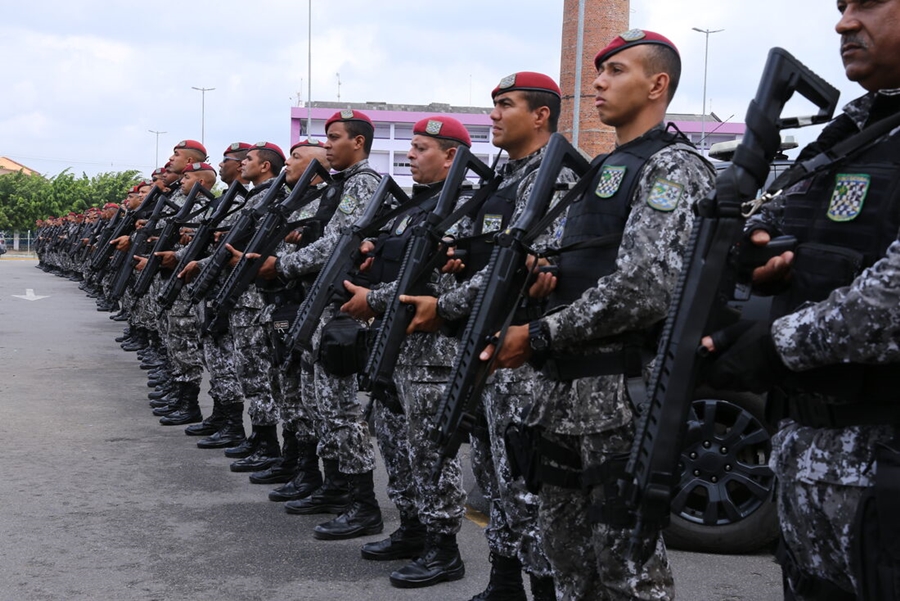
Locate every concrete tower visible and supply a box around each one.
[559,0,630,157]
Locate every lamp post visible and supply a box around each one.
[692,27,723,154]
[148,129,166,166]
[191,86,215,146]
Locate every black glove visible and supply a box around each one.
[704,320,789,393]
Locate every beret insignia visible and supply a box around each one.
[340,109,355,119]
[498,74,516,89]
[425,120,443,135]
[620,29,646,42]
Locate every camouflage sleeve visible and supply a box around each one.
[276,173,379,279]
[542,145,716,348]
[366,280,397,315]
[773,235,900,370]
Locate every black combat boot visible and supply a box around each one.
[361,513,427,561]
[467,552,527,601]
[313,470,383,540]
[184,397,226,436]
[284,458,350,514]
[114,327,132,343]
[196,403,246,449]
[159,382,202,426]
[268,440,322,502]
[249,427,300,484]
[151,397,181,416]
[389,532,465,588]
[229,425,281,472]
[222,420,262,458]
[528,573,556,601]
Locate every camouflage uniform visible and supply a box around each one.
[276,160,380,475]
[754,92,900,599]
[526,135,715,599]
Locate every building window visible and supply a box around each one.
[373,122,392,139]
[394,124,414,140]
[468,126,491,142]
[369,151,390,174]
[393,158,411,176]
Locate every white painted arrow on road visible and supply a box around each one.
[12,289,50,301]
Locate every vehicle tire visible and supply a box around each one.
[663,386,779,554]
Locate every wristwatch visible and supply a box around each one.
[527,320,551,367]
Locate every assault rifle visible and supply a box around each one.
[203,160,331,335]
[361,147,498,400]
[188,171,288,303]
[91,187,161,275]
[429,133,597,479]
[109,186,180,301]
[132,183,214,297]
[282,175,406,359]
[157,180,246,310]
[617,48,839,553]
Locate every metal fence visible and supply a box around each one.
[1,231,36,256]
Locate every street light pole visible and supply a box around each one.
[148,129,166,166]
[692,27,723,154]
[191,86,215,146]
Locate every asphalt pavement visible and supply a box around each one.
[0,257,782,601]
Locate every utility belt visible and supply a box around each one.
[504,424,631,529]
[541,349,644,382]
[773,396,900,429]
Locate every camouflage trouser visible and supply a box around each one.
[393,364,466,535]
[165,294,204,385]
[538,428,673,601]
[200,325,244,406]
[228,306,277,426]
[372,397,418,522]
[471,367,551,577]
[262,315,315,440]
[311,310,374,475]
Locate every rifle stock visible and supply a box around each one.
[618,48,839,551]
[282,175,404,360]
[361,147,497,398]
[428,133,593,480]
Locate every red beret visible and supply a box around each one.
[182,162,216,173]
[129,185,141,194]
[325,109,373,133]
[173,139,208,157]
[594,29,680,70]
[151,167,166,177]
[413,116,471,147]
[491,72,561,99]
[250,141,285,161]
[104,203,120,209]
[224,142,252,155]
[289,138,325,154]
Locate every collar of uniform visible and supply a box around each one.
[613,122,667,151]
[411,180,445,197]
[500,145,546,178]
[842,88,900,131]
[331,158,371,183]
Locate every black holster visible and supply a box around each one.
[318,313,369,377]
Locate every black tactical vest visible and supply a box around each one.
[303,167,380,245]
[548,126,686,309]
[368,183,443,285]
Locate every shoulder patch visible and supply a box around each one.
[595,165,627,199]
[827,174,869,222]
[647,178,683,212]
[394,215,411,235]
[482,213,503,233]
[338,194,358,215]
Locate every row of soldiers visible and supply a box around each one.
[36,29,699,598]
[34,7,900,599]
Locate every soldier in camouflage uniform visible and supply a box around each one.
[402,73,571,600]
[704,2,900,598]
[340,115,475,588]
[485,32,715,600]
[256,110,383,540]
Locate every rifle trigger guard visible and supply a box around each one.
[741,189,782,218]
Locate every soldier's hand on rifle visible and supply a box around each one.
[179,228,194,245]
[178,260,200,283]
[399,295,443,334]
[479,324,530,372]
[526,256,557,298]
[133,255,148,271]
[224,243,244,268]
[110,235,131,251]
[441,246,465,274]
[750,230,794,286]
[341,281,376,320]
[247,252,278,280]
[136,219,147,229]
[213,230,226,243]
[357,240,375,272]
[154,250,178,269]
[284,230,303,245]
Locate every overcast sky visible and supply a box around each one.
[0,0,860,179]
